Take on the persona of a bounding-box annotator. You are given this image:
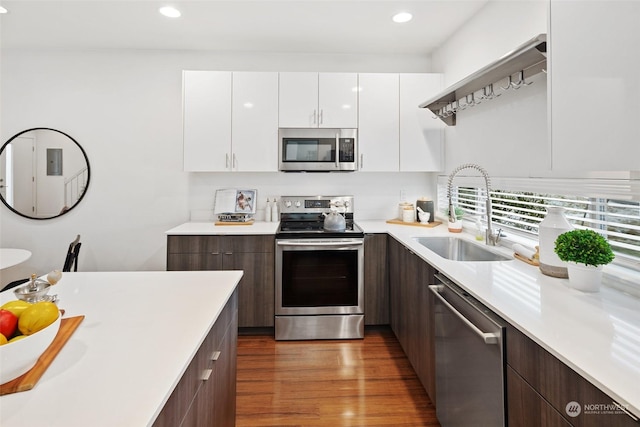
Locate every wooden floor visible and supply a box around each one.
[236,327,440,426]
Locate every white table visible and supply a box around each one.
[0,248,32,270]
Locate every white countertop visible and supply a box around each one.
[0,271,242,427]
[165,221,279,235]
[357,220,640,419]
[163,220,640,417]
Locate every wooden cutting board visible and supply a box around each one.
[386,219,443,228]
[214,220,255,226]
[0,315,85,395]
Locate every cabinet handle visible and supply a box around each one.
[210,252,220,255]
[360,154,363,169]
[319,109,324,124]
[313,109,317,124]
[223,252,233,255]
[201,369,212,381]
[232,153,237,169]
[211,350,221,361]
[225,153,230,169]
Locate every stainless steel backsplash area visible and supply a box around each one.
[188,172,437,221]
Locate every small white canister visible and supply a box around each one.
[398,202,412,220]
[402,205,415,223]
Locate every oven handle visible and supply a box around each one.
[429,284,500,345]
[277,240,363,247]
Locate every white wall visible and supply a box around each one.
[0,48,435,279]
[431,0,549,177]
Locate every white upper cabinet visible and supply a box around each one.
[183,71,278,172]
[232,72,279,172]
[358,73,400,171]
[550,0,640,172]
[318,73,359,128]
[279,72,358,128]
[399,74,444,172]
[183,71,232,172]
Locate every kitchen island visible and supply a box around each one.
[0,270,242,427]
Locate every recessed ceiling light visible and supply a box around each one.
[0,6,8,14]
[159,6,181,18]
[392,12,413,23]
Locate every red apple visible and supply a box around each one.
[0,309,19,338]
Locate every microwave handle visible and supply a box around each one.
[335,132,340,169]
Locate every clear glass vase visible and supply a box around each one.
[539,206,573,278]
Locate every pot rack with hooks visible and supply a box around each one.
[419,34,547,126]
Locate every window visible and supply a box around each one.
[438,181,640,270]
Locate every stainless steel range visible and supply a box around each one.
[275,195,364,340]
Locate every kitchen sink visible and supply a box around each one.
[413,237,512,262]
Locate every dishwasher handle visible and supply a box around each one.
[429,284,500,345]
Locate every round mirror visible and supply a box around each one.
[0,128,90,220]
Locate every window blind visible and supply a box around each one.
[437,177,640,270]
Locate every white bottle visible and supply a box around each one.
[264,198,272,222]
[271,198,278,222]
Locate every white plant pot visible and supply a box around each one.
[566,262,603,293]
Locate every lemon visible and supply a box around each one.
[1,300,33,318]
[9,335,26,343]
[18,302,59,335]
[0,333,7,345]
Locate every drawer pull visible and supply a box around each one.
[210,252,220,255]
[211,351,221,361]
[201,369,212,381]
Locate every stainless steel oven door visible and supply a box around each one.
[275,238,364,316]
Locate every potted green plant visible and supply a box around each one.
[554,229,615,292]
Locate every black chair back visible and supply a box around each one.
[63,235,82,272]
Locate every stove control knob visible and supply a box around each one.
[284,200,292,208]
[343,200,350,208]
[294,201,302,208]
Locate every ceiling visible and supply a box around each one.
[0,0,488,55]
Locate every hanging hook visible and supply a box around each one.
[517,70,533,87]
[501,74,523,90]
[485,83,501,99]
[465,93,477,107]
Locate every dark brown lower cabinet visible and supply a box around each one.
[388,236,436,403]
[167,235,274,328]
[364,233,389,325]
[154,289,238,427]
[507,365,572,427]
[507,324,638,427]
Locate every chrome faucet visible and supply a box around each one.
[447,163,501,246]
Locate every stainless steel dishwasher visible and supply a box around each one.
[429,274,507,427]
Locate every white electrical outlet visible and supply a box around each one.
[400,190,407,201]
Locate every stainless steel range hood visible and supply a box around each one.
[420,34,547,126]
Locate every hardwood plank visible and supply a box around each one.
[236,328,440,426]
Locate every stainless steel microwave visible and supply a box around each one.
[278,128,358,172]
